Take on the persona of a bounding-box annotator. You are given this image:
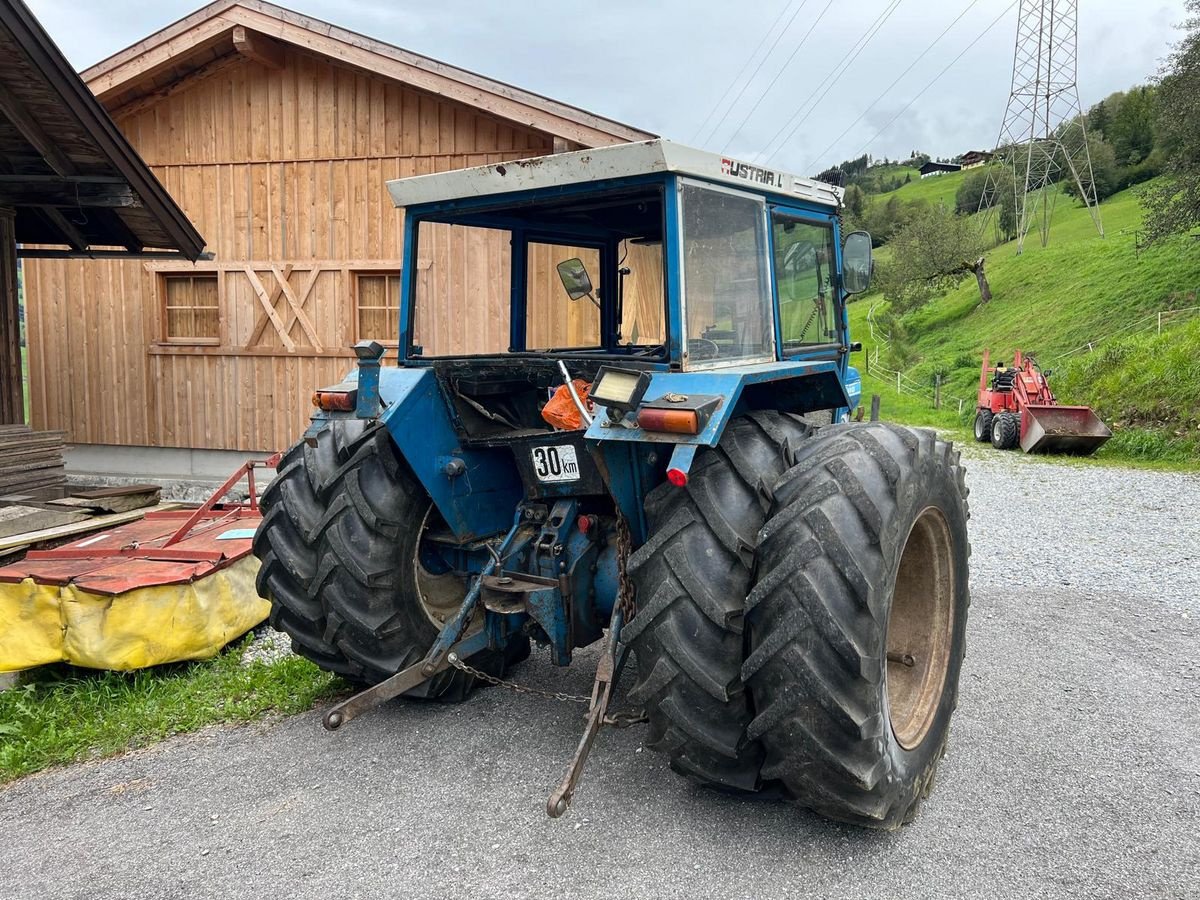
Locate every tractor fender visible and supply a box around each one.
[326,366,523,542]
[584,359,852,449]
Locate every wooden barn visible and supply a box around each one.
[22,0,652,475]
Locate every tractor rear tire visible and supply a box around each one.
[973,409,993,443]
[253,418,527,698]
[624,412,814,793]
[991,412,1019,450]
[742,423,970,829]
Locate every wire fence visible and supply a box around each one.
[859,302,1200,418]
[1051,305,1200,361]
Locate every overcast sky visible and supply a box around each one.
[27,0,1189,175]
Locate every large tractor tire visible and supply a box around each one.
[973,409,993,443]
[623,412,813,792]
[253,418,527,699]
[742,423,970,829]
[990,411,1019,450]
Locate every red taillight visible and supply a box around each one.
[312,391,356,412]
[667,468,688,487]
[637,408,701,434]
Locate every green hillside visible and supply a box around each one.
[876,167,969,209]
[849,180,1200,466]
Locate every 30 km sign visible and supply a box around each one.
[530,445,581,482]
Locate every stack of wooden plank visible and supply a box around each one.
[0,425,66,494]
[0,484,167,557]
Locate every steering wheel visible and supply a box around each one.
[688,338,721,361]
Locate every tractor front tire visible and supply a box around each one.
[973,409,993,443]
[991,411,1019,450]
[253,419,527,698]
[742,423,970,829]
[624,412,813,793]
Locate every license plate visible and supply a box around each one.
[530,445,580,483]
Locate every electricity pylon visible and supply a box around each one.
[981,0,1103,253]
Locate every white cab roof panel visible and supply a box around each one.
[386,140,844,210]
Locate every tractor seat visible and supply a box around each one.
[992,369,1016,391]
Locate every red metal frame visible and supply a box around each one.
[24,455,279,563]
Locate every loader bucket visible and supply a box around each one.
[1020,405,1112,455]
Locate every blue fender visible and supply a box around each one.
[584,359,852,448]
[370,367,522,541]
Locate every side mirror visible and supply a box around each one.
[842,231,873,295]
[556,258,594,302]
[1043,369,1053,378]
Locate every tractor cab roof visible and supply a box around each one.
[386,139,844,212]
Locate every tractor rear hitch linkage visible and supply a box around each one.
[321,516,524,731]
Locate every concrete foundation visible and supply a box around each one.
[64,443,278,502]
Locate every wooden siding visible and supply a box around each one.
[24,47,564,452]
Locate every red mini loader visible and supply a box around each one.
[974,349,1111,454]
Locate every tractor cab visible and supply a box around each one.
[376,141,871,438]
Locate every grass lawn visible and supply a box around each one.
[0,636,342,783]
[874,166,969,210]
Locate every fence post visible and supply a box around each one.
[896,372,901,394]
[1158,312,1163,336]
[870,394,881,422]
[958,398,964,415]
[934,374,942,410]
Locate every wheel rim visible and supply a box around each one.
[885,506,956,750]
[413,505,468,626]
[974,415,984,440]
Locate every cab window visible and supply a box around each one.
[680,183,773,366]
[773,215,838,348]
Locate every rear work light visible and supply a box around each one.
[311,389,357,412]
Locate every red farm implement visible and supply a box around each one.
[974,349,1111,455]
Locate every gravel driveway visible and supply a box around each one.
[2,445,1198,900]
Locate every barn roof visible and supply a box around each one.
[82,0,655,149]
[0,0,206,259]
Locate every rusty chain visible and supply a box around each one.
[446,653,646,727]
[616,514,637,623]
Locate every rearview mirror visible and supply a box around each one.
[842,231,873,294]
[557,258,594,302]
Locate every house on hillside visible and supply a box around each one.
[918,161,962,178]
[960,150,994,169]
[22,0,653,479]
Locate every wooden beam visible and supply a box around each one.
[0,82,76,177]
[245,263,293,347]
[272,265,323,350]
[37,207,88,253]
[244,267,297,352]
[0,182,139,208]
[108,52,244,122]
[232,25,284,70]
[0,209,22,425]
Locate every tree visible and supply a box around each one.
[1144,0,1200,242]
[875,205,991,311]
[1061,132,1120,202]
[1107,87,1157,166]
[843,183,867,219]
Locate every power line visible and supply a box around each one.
[851,0,1016,160]
[700,0,812,147]
[799,0,985,173]
[689,1,798,144]
[720,0,836,153]
[757,0,906,165]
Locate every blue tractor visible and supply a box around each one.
[253,141,971,829]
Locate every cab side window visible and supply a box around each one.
[772,216,838,348]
